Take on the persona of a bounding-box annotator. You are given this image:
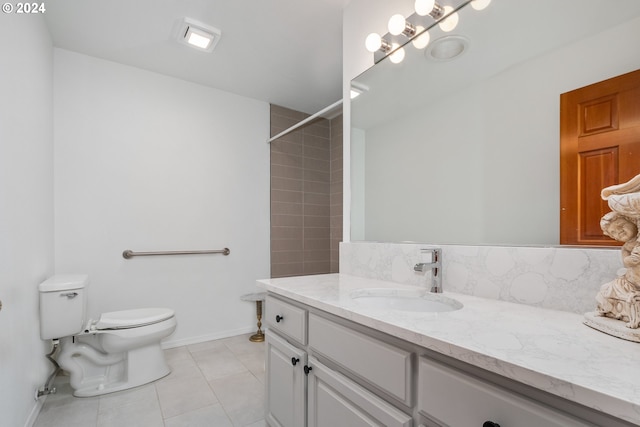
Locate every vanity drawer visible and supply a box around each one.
[265,295,307,345]
[308,313,412,406]
[418,357,590,427]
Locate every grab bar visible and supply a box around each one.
[122,248,230,259]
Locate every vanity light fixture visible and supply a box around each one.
[412,26,431,49]
[470,0,491,10]
[365,32,392,53]
[389,43,406,64]
[364,1,490,64]
[177,18,221,53]
[388,14,416,37]
[438,6,459,32]
[415,0,445,19]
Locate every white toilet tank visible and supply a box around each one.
[39,274,88,340]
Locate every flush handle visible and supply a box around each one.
[60,292,78,299]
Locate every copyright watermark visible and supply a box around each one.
[2,2,46,13]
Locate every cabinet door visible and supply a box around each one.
[307,357,412,427]
[418,357,592,427]
[266,331,307,427]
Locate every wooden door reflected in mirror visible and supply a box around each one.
[560,69,640,245]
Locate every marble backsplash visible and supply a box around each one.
[339,242,623,314]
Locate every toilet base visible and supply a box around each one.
[59,336,172,397]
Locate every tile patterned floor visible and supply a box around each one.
[34,333,266,427]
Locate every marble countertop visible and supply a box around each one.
[257,273,640,425]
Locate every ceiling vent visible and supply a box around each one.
[177,18,221,53]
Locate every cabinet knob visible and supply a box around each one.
[483,422,500,427]
[304,365,313,375]
[291,357,300,366]
[275,315,284,323]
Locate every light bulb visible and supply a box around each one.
[414,0,435,16]
[471,0,491,10]
[389,43,405,64]
[438,6,459,32]
[412,26,430,49]
[388,14,407,36]
[187,32,212,49]
[365,33,382,52]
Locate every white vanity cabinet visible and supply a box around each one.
[418,357,591,427]
[265,293,634,427]
[265,295,412,427]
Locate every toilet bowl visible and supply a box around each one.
[39,275,177,397]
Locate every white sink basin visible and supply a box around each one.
[350,289,462,313]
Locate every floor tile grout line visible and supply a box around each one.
[169,342,237,425]
[152,382,167,427]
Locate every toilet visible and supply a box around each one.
[39,274,177,397]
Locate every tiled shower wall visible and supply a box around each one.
[270,105,343,278]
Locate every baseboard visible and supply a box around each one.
[162,325,257,349]
[24,394,46,427]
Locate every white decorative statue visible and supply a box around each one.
[584,173,640,342]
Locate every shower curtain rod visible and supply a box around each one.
[267,99,343,143]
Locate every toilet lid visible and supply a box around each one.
[94,308,174,330]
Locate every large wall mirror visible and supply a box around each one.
[351,0,640,246]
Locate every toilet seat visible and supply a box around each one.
[94,308,174,330]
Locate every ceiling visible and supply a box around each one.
[43,0,349,115]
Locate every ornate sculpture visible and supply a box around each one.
[585,174,640,341]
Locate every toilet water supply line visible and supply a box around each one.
[37,339,61,399]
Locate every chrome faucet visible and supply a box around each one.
[414,248,442,293]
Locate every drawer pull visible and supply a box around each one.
[291,357,300,366]
[275,315,284,323]
[304,365,313,375]
[483,422,500,427]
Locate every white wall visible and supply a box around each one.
[54,49,271,346]
[0,13,54,427]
